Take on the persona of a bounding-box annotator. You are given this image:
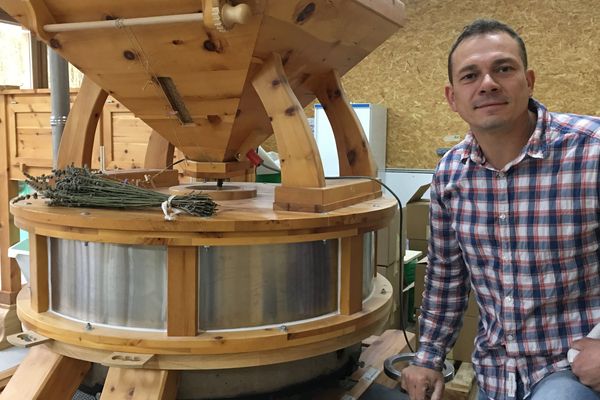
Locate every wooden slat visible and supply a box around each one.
[100,368,178,400]
[167,246,198,336]
[252,53,325,188]
[0,345,90,400]
[29,233,49,313]
[57,76,108,169]
[0,365,18,392]
[340,235,364,315]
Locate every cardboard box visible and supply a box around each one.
[406,184,430,241]
[376,206,405,266]
[414,258,479,362]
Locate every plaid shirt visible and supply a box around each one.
[413,99,600,399]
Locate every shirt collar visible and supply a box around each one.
[460,98,548,165]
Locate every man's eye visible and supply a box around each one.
[497,65,514,73]
[460,73,476,81]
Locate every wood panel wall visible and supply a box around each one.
[338,0,600,169]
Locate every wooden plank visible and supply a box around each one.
[100,368,178,400]
[57,76,108,169]
[29,234,49,313]
[0,345,90,400]
[310,70,377,177]
[167,246,198,336]
[0,88,21,303]
[341,329,415,398]
[252,53,325,188]
[340,235,364,315]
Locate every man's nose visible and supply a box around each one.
[479,73,499,93]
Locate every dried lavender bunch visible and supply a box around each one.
[20,166,217,217]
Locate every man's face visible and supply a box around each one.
[445,32,535,135]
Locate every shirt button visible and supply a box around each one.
[504,296,514,305]
[499,213,507,221]
[497,172,505,178]
[507,334,515,341]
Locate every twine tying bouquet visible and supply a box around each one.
[16,166,217,219]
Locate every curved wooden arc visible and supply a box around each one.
[309,70,377,177]
[144,130,175,169]
[23,0,56,42]
[252,53,325,188]
[57,76,108,169]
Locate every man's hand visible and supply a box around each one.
[571,337,600,391]
[400,365,445,400]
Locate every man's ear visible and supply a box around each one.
[445,84,457,112]
[526,69,535,96]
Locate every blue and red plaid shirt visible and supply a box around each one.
[413,99,600,399]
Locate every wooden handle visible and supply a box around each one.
[221,3,252,28]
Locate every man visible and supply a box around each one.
[400,19,600,400]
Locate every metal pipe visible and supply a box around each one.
[49,48,70,169]
[44,13,204,33]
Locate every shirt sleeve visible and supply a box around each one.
[411,171,471,371]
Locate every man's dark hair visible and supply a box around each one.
[447,19,528,84]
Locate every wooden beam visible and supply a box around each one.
[309,70,377,177]
[30,37,48,89]
[100,368,178,400]
[340,235,364,315]
[252,53,325,188]
[167,246,198,336]
[144,130,174,170]
[0,345,90,400]
[57,76,108,169]
[29,233,49,313]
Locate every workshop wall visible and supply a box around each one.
[341,0,600,169]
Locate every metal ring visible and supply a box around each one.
[383,352,455,384]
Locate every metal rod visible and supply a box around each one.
[44,13,204,33]
[49,48,70,169]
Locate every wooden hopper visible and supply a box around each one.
[0,0,404,210]
[1,1,406,398]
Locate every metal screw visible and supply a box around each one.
[279,325,288,332]
[381,288,387,294]
[85,322,93,331]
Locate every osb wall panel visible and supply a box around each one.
[338,0,600,169]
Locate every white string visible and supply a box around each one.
[161,195,183,221]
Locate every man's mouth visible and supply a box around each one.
[474,101,508,110]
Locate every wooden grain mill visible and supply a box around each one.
[0,1,405,398]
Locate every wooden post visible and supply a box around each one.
[252,53,325,189]
[0,88,22,349]
[29,233,49,313]
[0,345,90,400]
[144,130,174,169]
[309,70,377,177]
[340,235,364,315]
[100,368,178,400]
[57,76,108,169]
[167,246,198,336]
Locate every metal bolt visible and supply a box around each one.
[279,325,288,332]
[85,322,93,331]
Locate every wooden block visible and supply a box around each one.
[7,330,50,348]
[101,352,154,368]
[29,234,49,313]
[274,179,382,212]
[100,368,178,400]
[444,361,476,400]
[182,160,253,179]
[0,304,21,350]
[0,345,90,400]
